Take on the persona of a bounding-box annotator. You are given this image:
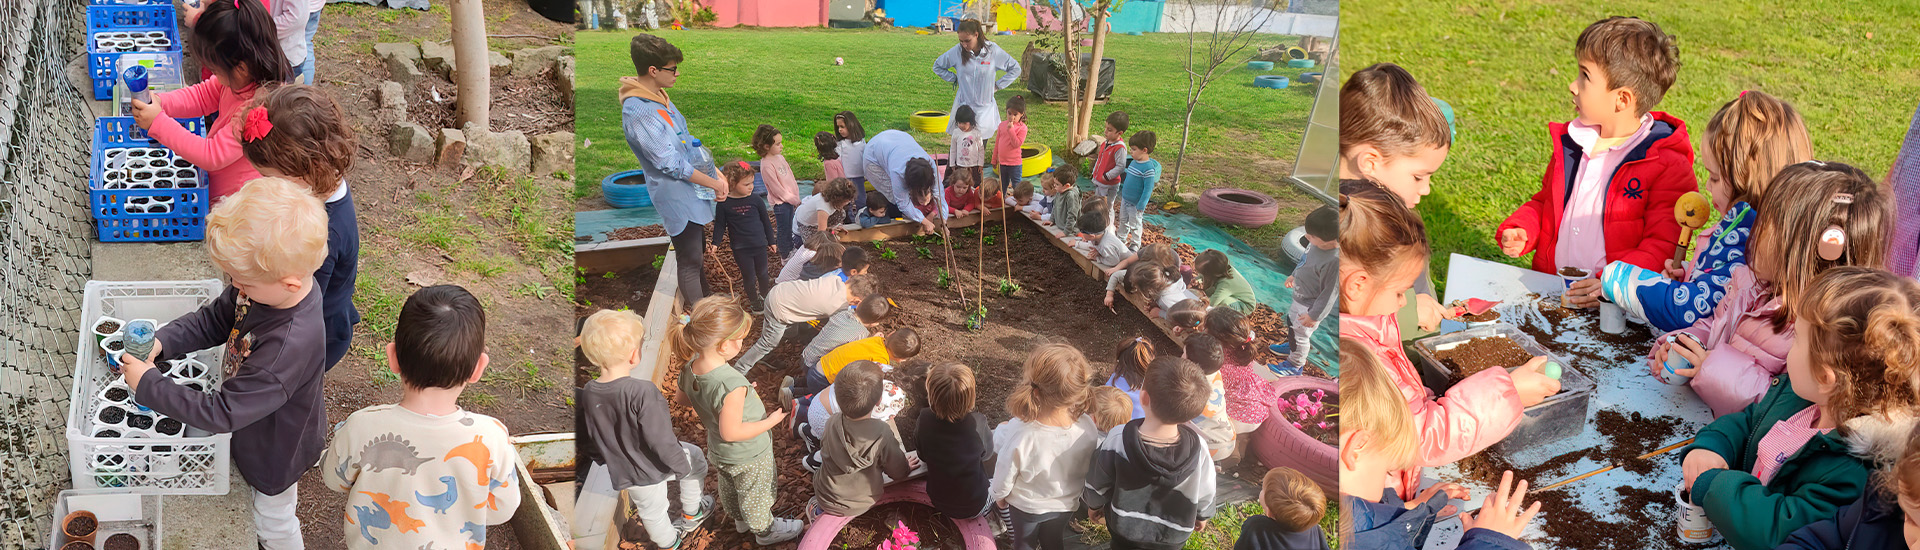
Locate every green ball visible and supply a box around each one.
[1541,361,1563,380]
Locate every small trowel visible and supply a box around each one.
[1449,298,1501,318]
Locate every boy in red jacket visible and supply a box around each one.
[1498,16,1694,308]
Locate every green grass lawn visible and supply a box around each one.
[572,27,1323,251]
[1344,0,1920,290]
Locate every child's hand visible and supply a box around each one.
[907,454,922,470]
[768,245,777,257]
[1088,507,1105,523]
[1410,482,1469,517]
[1499,228,1530,257]
[1650,334,1706,379]
[1510,356,1562,407]
[1298,314,1315,328]
[117,339,163,391]
[1417,294,1446,330]
[130,99,161,130]
[1663,258,1690,281]
[1564,278,1603,308]
[1104,292,1116,310]
[1682,449,1729,490]
[1459,471,1542,540]
[1285,276,1295,289]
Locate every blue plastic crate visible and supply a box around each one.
[86,4,176,29]
[87,7,181,101]
[91,117,210,242]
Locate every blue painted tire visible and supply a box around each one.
[1288,58,1315,68]
[1247,60,1274,71]
[1298,72,1322,84]
[601,170,653,208]
[1254,75,1289,89]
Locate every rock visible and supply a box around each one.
[436,128,467,168]
[419,40,456,79]
[373,43,423,85]
[554,56,575,103]
[489,51,511,78]
[510,46,569,79]
[530,131,574,176]
[377,81,407,113]
[388,122,435,163]
[461,121,530,174]
[372,42,419,65]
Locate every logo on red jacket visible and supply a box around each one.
[1623,177,1645,200]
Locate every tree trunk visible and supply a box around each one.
[1076,10,1108,144]
[451,0,490,129]
[1060,8,1079,147]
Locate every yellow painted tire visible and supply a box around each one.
[909,110,949,133]
[1020,144,1051,178]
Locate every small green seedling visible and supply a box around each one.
[963,227,978,238]
[870,239,887,251]
[602,271,619,279]
[965,305,988,330]
[878,246,897,260]
[983,234,998,246]
[998,278,1021,296]
[916,246,933,259]
[650,255,666,270]
[936,268,952,289]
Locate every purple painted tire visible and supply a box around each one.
[1198,188,1280,227]
[797,480,997,550]
[1251,376,1337,493]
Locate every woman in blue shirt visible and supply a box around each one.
[620,34,729,307]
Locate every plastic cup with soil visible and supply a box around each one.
[99,335,125,368]
[125,413,155,432]
[91,316,124,344]
[61,510,98,544]
[1559,267,1590,308]
[61,541,95,550]
[103,533,140,550]
[97,381,134,407]
[153,417,184,437]
[95,403,129,427]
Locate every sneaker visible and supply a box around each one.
[754,517,805,545]
[1269,343,1290,356]
[1269,361,1302,377]
[657,533,682,550]
[673,495,715,533]
[750,302,767,316]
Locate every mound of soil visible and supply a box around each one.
[1434,337,1532,382]
[1461,310,1499,323]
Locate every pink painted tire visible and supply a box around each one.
[1197,188,1280,227]
[797,480,997,550]
[1251,376,1337,493]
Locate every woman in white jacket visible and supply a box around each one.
[933,19,1021,140]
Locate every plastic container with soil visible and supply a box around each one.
[47,490,161,550]
[1410,323,1595,453]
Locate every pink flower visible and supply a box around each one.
[1292,421,1304,429]
[891,521,922,546]
[1313,389,1326,399]
[1317,421,1330,430]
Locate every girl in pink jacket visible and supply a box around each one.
[1339,181,1561,499]
[1651,161,1895,417]
[129,0,294,202]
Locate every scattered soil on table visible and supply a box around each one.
[1461,310,1499,323]
[1434,337,1532,383]
[1143,225,1298,373]
[1449,408,1688,487]
[65,515,95,537]
[1277,389,1337,446]
[1527,483,1695,550]
[836,502,968,550]
[103,533,139,550]
[1509,293,1657,378]
[605,225,668,242]
[96,321,119,334]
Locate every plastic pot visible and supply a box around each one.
[1282,226,1308,263]
[600,170,653,209]
[796,480,995,550]
[1197,188,1280,227]
[97,380,134,407]
[62,510,99,544]
[100,334,125,367]
[1019,144,1052,178]
[1250,376,1337,493]
[92,316,124,344]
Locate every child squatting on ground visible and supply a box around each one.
[112,178,327,549]
[321,285,521,548]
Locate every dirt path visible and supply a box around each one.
[287,1,574,547]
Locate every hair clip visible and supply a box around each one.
[1819,193,1854,261]
[737,160,750,171]
[678,314,691,324]
[241,107,272,142]
[1739,90,1749,98]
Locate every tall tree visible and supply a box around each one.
[1170,0,1272,196]
[451,0,490,128]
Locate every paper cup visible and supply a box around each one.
[1660,352,1694,386]
[1559,267,1591,308]
[1600,302,1626,334]
[1675,485,1719,544]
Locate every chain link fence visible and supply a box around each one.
[0,0,98,546]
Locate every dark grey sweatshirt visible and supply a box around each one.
[138,285,327,495]
[580,376,694,488]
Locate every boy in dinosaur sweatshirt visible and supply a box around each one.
[321,285,521,549]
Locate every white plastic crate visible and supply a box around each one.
[67,279,231,495]
[46,489,162,550]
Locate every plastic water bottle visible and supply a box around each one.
[688,137,717,201]
[123,65,151,106]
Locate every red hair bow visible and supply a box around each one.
[737,160,751,170]
[242,107,272,142]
